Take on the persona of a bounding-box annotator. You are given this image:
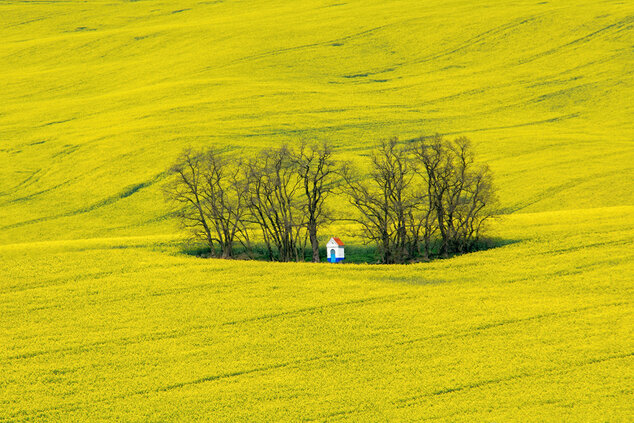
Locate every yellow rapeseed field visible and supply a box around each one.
[0,0,632,421]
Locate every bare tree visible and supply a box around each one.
[413,135,497,256]
[340,138,419,264]
[164,149,217,256]
[294,141,337,262]
[199,150,250,258]
[244,146,306,262]
[164,148,249,258]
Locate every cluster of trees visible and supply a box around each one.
[164,135,497,264]
[164,143,335,262]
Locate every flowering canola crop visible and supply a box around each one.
[0,0,632,420]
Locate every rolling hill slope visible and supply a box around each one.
[1,0,633,421]
[2,206,633,421]
[0,0,632,242]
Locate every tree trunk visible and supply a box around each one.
[221,241,232,259]
[308,223,320,263]
[201,220,216,257]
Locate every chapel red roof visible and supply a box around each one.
[332,237,344,246]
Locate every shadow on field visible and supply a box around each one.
[179,238,520,264]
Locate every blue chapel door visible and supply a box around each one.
[330,249,336,262]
